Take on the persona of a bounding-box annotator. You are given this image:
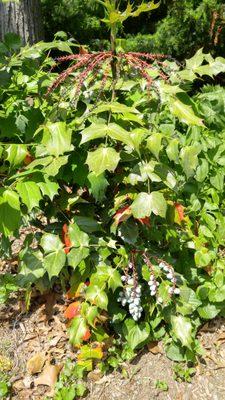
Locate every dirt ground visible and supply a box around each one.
[1,293,225,400]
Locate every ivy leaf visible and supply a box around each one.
[85,285,108,310]
[131,192,167,218]
[171,315,193,349]
[87,172,109,202]
[0,189,21,236]
[68,316,88,346]
[40,233,64,254]
[180,146,199,179]
[43,249,66,279]
[170,99,204,126]
[86,147,120,176]
[122,319,150,350]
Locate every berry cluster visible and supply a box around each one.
[118,275,143,321]
[143,253,180,301]
[158,261,180,296]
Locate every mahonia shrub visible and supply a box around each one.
[1,2,225,372]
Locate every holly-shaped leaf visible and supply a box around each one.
[131,192,167,218]
[43,250,66,279]
[40,233,64,254]
[86,147,120,176]
[0,189,21,237]
[67,247,89,269]
[16,181,42,211]
[85,285,108,310]
[88,172,109,202]
[68,316,88,346]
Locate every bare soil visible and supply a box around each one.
[1,295,225,400]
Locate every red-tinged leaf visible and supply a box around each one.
[82,328,91,341]
[113,205,132,226]
[62,223,72,253]
[137,216,151,226]
[64,301,81,319]
[24,153,34,165]
[174,203,185,222]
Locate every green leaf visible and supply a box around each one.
[0,189,20,237]
[80,123,108,144]
[81,123,135,148]
[40,233,64,254]
[18,250,45,286]
[176,287,202,315]
[147,133,163,159]
[170,99,204,126]
[67,247,89,269]
[92,102,139,115]
[86,147,120,176]
[68,316,88,346]
[81,303,99,327]
[195,159,209,182]
[166,342,186,362]
[68,223,89,248]
[171,315,193,349]
[107,268,122,292]
[88,172,109,202]
[43,249,66,279]
[180,146,199,179]
[166,139,179,163]
[85,285,108,310]
[74,216,101,233]
[131,192,167,218]
[5,144,27,168]
[198,303,221,319]
[42,122,73,157]
[122,319,150,350]
[117,219,138,245]
[37,179,59,201]
[195,248,215,267]
[16,181,42,211]
[45,155,69,176]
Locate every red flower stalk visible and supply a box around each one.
[47,50,175,103]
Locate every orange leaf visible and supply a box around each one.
[113,205,132,226]
[24,153,34,166]
[62,223,72,254]
[64,301,81,319]
[174,203,185,222]
[82,328,91,342]
[137,216,151,227]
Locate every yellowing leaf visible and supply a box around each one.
[86,147,120,176]
[170,99,204,126]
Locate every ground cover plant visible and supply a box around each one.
[1,0,225,398]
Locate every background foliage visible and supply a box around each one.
[41,0,225,58]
